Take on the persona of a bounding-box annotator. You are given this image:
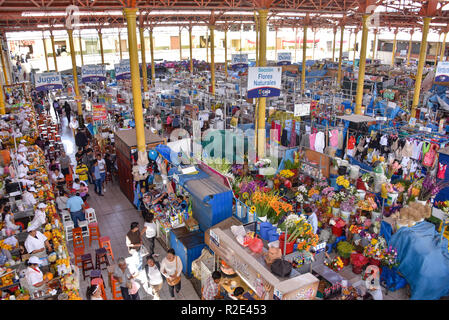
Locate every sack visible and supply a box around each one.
[271,259,292,277]
[264,247,282,266]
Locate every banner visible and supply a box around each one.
[82,64,106,83]
[34,72,63,91]
[277,52,292,66]
[294,103,310,117]
[435,61,449,83]
[114,59,131,80]
[247,67,282,98]
[92,104,107,121]
[231,54,248,69]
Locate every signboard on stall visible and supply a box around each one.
[294,103,310,117]
[247,67,282,98]
[231,54,248,69]
[277,52,292,66]
[114,59,131,80]
[92,104,107,121]
[435,61,449,83]
[82,64,106,83]
[34,72,63,91]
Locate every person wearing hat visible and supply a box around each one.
[24,226,52,255]
[15,150,30,165]
[28,203,48,231]
[2,205,20,232]
[86,284,103,300]
[22,186,37,207]
[25,256,49,292]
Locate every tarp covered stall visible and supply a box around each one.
[390,221,449,300]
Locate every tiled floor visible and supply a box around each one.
[58,116,199,300]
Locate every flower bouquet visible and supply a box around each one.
[409,174,449,203]
[329,217,346,236]
[350,252,369,274]
[435,200,449,218]
[381,246,399,269]
[363,237,386,266]
[336,241,354,266]
[340,195,357,221]
[336,175,350,189]
[251,189,292,224]
[325,256,344,272]
[296,185,309,204]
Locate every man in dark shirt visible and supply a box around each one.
[75,128,89,150]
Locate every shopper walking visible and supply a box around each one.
[59,151,72,180]
[52,99,60,122]
[75,161,89,185]
[75,128,89,150]
[113,257,140,300]
[126,222,146,271]
[92,160,103,196]
[142,213,157,258]
[64,101,72,124]
[161,248,183,299]
[144,255,163,300]
[96,154,107,192]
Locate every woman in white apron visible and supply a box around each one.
[24,256,48,294]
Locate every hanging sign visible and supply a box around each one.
[114,59,131,80]
[231,54,248,69]
[82,64,106,83]
[247,67,282,98]
[34,72,63,91]
[92,104,107,121]
[435,61,449,83]
[294,103,310,117]
[277,52,292,66]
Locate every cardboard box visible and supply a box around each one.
[185,217,199,232]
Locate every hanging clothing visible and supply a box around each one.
[281,129,289,147]
[411,140,423,161]
[401,140,413,158]
[314,132,325,153]
[438,163,448,179]
[329,129,339,148]
[337,129,345,150]
[300,134,310,149]
[309,133,317,151]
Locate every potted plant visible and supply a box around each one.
[337,241,354,266]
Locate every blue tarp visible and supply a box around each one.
[168,167,210,186]
[390,221,449,300]
[156,144,173,162]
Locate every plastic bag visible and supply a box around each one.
[248,236,263,254]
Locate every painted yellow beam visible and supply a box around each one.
[337,25,344,85]
[179,28,182,61]
[124,7,146,153]
[332,28,337,61]
[435,34,441,66]
[50,33,58,72]
[411,17,431,118]
[257,9,268,159]
[407,32,413,65]
[391,30,397,67]
[355,15,369,115]
[301,25,307,93]
[98,30,104,65]
[210,25,215,95]
[149,29,156,86]
[0,71,5,114]
[353,30,358,66]
[440,32,447,62]
[118,32,123,60]
[42,37,49,72]
[224,28,228,78]
[189,27,193,75]
[0,45,9,85]
[139,27,149,109]
[78,32,84,66]
[67,29,83,121]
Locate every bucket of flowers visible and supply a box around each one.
[363,237,386,266]
[435,200,449,219]
[380,245,399,271]
[350,252,369,274]
[325,256,344,272]
[330,190,346,217]
[339,196,357,222]
[336,241,354,266]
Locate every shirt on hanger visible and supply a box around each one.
[309,133,317,151]
[314,132,325,153]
